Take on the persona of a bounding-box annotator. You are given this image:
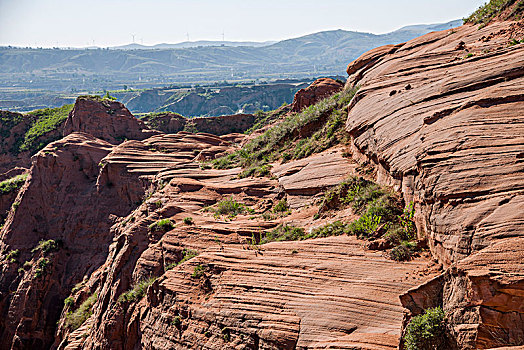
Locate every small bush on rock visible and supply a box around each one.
[273,199,289,213]
[149,219,174,232]
[404,307,446,350]
[31,239,60,255]
[260,224,305,244]
[212,198,254,217]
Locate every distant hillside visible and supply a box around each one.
[110,40,277,50]
[0,20,461,97]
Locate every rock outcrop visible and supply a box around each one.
[0,133,116,349]
[344,19,524,348]
[290,78,344,112]
[63,96,158,144]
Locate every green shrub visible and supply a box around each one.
[34,258,50,277]
[166,249,199,270]
[172,315,182,327]
[273,199,289,213]
[347,213,382,238]
[103,91,116,101]
[31,239,60,255]
[192,264,205,278]
[118,277,156,303]
[389,241,416,261]
[65,293,97,330]
[260,225,305,244]
[307,221,350,239]
[149,219,174,232]
[64,296,74,307]
[5,249,20,263]
[23,261,32,270]
[404,307,446,350]
[212,198,253,217]
[183,217,194,225]
[0,174,28,195]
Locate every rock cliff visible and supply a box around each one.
[344,17,524,349]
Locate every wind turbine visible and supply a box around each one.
[131,34,136,43]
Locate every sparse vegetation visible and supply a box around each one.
[34,258,50,277]
[464,0,524,25]
[31,239,60,255]
[308,221,351,239]
[172,315,182,327]
[165,249,199,271]
[5,249,20,263]
[210,198,254,218]
[404,307,446,350]
[273,199,289,213]
[64,296,74,307]
[149,218,175,232]
[20,104,74,154]
[183,217,194,225]
[0,174,28,195]
[315,176,419,260]
[260,225,305,244]
[390,241,416,261]
[192,264,205,278]
[65,293,97,330]
[118,277,157,303]
[212,87,359,178]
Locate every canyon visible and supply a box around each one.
[0,3,523,350]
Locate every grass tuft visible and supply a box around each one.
[65,293,97,330]
[212,87,359,177]
[0,174,28,195]
[149,218,175,232]
[118,277,156,303]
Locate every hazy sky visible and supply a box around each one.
[0,0,485,48]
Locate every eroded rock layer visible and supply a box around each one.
[344,20,524,348]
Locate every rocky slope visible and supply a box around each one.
[344,14,524,349]
[0,8,522,350]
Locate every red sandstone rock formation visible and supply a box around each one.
[290,78,344,112]
[63,96,158,144]
[344,19,524,349]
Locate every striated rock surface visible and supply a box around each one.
[51,135,438,350]
[290,78,344,112]
[344,19,524,348]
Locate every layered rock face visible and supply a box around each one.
[344,19,524,348]
[53,136,437,350]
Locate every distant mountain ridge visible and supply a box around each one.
[0,20,461,95]
[109,40,277,50]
